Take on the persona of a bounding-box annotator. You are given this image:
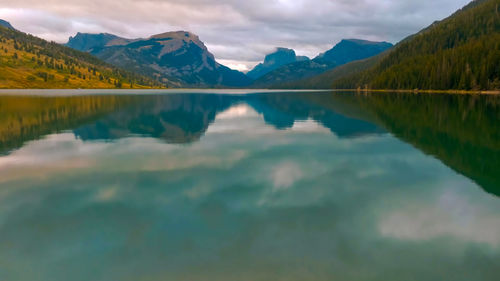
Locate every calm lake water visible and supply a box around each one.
[0,90,499,281]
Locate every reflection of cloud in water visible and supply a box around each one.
[271,161,303,190]
[0,133,106,183]
[207,104,275,134]
[0,133,249,184]
[215,104,259,119]
[379,189,500,247]
[94,186,119,202]
[291,119,332,134]
[0,133,106,168]
[210,105,333,135]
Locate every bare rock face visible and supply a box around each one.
[247,48,309,80]
[66,31,251,88]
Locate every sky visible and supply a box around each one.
[0,0,471,71]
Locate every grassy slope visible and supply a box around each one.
[0,26,161,89]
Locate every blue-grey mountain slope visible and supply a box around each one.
[247,48,309,79]
[66,31,252,88]
[252,39,393,88]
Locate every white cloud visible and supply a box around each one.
[216,59,254,72]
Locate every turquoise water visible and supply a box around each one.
[0,91,499,280]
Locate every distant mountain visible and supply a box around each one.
[315,39,392,65]
[252,39,392,88]
[0,25,159,89]
[330,0,500,91]
[250,60,329,88]
[66,31,252,88]
[66,32,134,52]
[271,52,389,89]
[247,48,309,79]
[0,19,15,30]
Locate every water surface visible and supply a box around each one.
[0,90,499,281]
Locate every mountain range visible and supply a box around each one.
[66,31,252,88]
[250,39,393,88]
[246,48,309,79]
[65,30,392,89]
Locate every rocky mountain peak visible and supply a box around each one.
[264,48,297,65]
[66,32,133,52]
[150,31,200,42]
[65,30,251,87]
[247,47,309,79]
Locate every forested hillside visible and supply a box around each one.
[331,0,500,91]
[0,24,162,89]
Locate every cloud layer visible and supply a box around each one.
[0,0,471,70]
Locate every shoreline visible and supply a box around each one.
[0,88,498,95]
[331,88,500,95]
[0,88,332,96]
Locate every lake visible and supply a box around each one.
[0,90,499,281]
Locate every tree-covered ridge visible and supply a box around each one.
[0,26,162,89]
[332,0,500,91]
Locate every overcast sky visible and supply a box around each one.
[0,0,471,71]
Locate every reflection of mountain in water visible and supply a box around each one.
[0,92,498,197]
[311,92,500,197]
[248,93,384,137]
[73,95,240,144]
[73,93,384,143]
[4,93,383,152]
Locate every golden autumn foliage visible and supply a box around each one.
[0,26,162,89]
